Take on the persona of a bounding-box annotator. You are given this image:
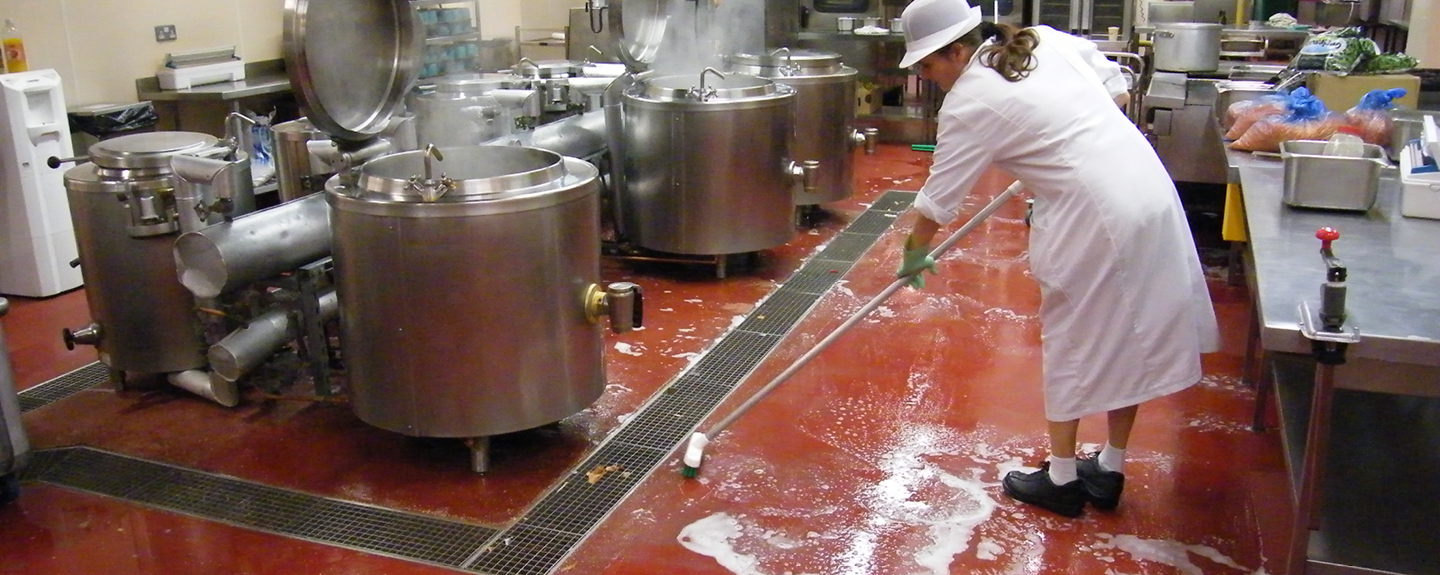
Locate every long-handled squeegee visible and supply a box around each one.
[681,180,1025,478]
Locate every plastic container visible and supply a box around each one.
[2,19,25,74]
[1323,125,1366,157]
[1399,141,1440,220]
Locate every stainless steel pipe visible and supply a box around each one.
[208,289,338,382]
[167,369,240,407]
[487,109,609,161]
[172,152,256,227]
[174,193,332,299]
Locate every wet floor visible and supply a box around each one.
[0,144,1292,574]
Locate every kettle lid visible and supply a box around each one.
[283,0,420,143]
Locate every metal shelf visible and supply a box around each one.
[427,31,479,44]
[795,31,904,42]
[1269,352,1440,575]
[414,0,481,79]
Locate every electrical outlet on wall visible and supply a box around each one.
[155,25,177,42]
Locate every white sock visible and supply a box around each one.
[1047,455,1078,485]
[1099,443,1126,474]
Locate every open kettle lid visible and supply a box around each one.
[609,0,667,72]
[283,0,420,143]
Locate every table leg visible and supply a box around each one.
[1286,345,1342,575]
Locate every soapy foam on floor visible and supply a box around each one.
[1183,414,1251,434]
[674,352,1251,575]
[1092,533,1263,575]
[678,513,766,575]
[683,380,1048,575]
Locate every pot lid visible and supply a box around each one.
[640,72,777,101]
[283,0,420,143]
[608,0,667,72]
[512,59,584,79]
[726,49,844,75]
[88,132,219,170]
[354,146,570,202]
[432,72,513,95]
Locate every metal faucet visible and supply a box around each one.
[225,112,257,160]
[689,67,725,101]
[770,47,800,77]
[407,144,456,202]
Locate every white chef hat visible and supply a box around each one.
[898,0,983,69]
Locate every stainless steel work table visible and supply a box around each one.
[134,60,295,138]
[1229,148,1440,575]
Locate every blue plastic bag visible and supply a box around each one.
[1346,87,1409,145]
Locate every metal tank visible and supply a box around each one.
[326,146,639,470]
[60,132,253,377]
[726,49,875,205]
[271,117,331,201]
[620,69,815,255]
[412,92,511,147]
[426,72,541,131]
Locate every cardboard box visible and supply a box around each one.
[856,82,881,116]
[1306,72,1421,112]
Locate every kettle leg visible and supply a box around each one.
[466,436,491,474]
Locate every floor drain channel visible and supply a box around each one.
[19,361,108,413]
[466,191,916,574]
[24,446,497,571]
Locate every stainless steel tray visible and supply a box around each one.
[1280,139,1390,211]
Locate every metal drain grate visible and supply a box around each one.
[19,361,109,413]
[25,446,498,570]
[466,191,916,574]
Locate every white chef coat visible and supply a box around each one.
[914,25,1221,421]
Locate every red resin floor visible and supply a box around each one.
[0,144,1292,575]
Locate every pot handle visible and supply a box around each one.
[1154,30,1175,38]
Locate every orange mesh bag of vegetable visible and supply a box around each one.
[1230,88,1345,152]
[1225,94,1288,140]
[1345,88,1407,146]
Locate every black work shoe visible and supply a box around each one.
[1002,463,1086,518]
[1077,454,1125,510]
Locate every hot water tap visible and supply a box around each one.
[585,282,644,333]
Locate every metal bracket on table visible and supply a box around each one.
[1297,301,1360,345]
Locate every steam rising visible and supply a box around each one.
[648,0,765,76]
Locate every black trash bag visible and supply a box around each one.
[69,102,159,136]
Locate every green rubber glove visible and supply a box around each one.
[896,235,937,289]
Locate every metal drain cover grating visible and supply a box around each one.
[19,361,109,412]
[26,446,497,570]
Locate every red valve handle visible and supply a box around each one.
[1316,227,1340,250]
